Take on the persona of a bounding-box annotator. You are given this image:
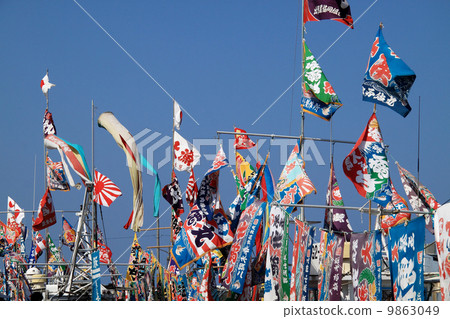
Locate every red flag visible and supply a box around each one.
[94,170,122,207]
[97,241,113,264]
[234,127,256,149]
[185,168,198,208]
[32,188,57,231]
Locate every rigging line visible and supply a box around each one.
[252,0,380,126]
[71,0,200,126]
[289,0,302,135]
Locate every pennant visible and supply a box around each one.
[388,217,425,300]
[234,127,256,149]
[171,204,234,269]
[324,162,353,239]
[350,231,383,301]
[317,231,345,300]
[222,199,265,294]
[434,204,450,300]
[173,100,183,130]
[43,109,57,137]
[380,181,411,232]
[162,175,184,217]
[40,73,55,95]
[61,217,76,250]
[276,140,316,213]
[303,0,354,28]
[302,41,342,119]
[173,131,201,172]
[46,157,70,191]
[397,162,439,234]
[290,220,315,301]
[362,26,416,117]
[32,188,57,231]
[205,144,229,176]
[343,113,392,206]
[98,112,144,232]
[140,154,161,217]
[7,196,24,225]
[185,168,199,208]
[44,135,92,186]
[93,170,122,207]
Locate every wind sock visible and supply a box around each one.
[32,188,57,231]
[93,170,122,207]
[343,112,392,207]
[362,26,416,117]
[40,73,55,96]
[303,0,354,28]
[301,41,342,121]
[98,112,144,232]
[44,134,92,186]
[43,109,57,136]
[173,100,183,130]
[234,127,256,149]
[173,131,201,172]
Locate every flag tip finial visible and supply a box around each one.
[379,22,383,29]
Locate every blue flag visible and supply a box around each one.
[362,26,416,117]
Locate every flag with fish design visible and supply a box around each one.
[381,181,411,232]
[290,220,315,301]
[302,41,342,120]
[343,112,392,206]
[324,162,353,239]
[434,204,450,300]
[362,26,416,117]
[397,161,439,234]
[303,0,354,28]
[46,156,70,191]
[222,198,265,294]
[171,204,234,269]
[350,231,382,301]
[388,217,425,301]
[98,112,144,232]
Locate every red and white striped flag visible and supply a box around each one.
[185,168,198,207]
[94,170,122,207]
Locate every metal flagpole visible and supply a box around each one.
[92,100,98,250]
[300,0,306,222]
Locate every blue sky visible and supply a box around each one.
[0,0,449,277]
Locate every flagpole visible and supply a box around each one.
[300,0,305,222]
[417,96,421,185]
[44,69,49,292]
[92,100,98,250]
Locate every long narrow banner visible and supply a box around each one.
[98,112,144,232]
[388,217,425,300]
[350,231,382,301]
[434,204,450,300]
[222,199,265,294]
[290,220,315,301]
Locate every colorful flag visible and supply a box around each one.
[32,188,57,231]
[93,170,122,207]
[196,171,219,221]
[97,227,112,264]
[40,73,55,95]
[290,220,315,301]
[388,217,425,300]
[324,162,353,239]
[222,198,265,294]
[43,109,57,136]
[46,157,70,191]
[198,253,212,301]
[350,231,382,301]
[235,152,254,187]
[205,144,229,176]
[126,234,144,282]
[276,140,316,213]
[7,196,24,225]
[98,112,144,232]
[61,217,76,250]
[318,231,344,301]
[171,204,234,269]
[303,0,354,28]
[173,131,201,172]
[34,232,47,261]
[380,181,411,232]
[185,168,198,208]
[362,26,416,117]
[234,127,256,149]
[303,41,342,108]
[162,174,185,217]
[397,162,439,234]
[173,100,183,130]
[0,220,19,246]
[343,112,392,207]
[434,204,450,300]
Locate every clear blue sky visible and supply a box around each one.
[0,0,449,277]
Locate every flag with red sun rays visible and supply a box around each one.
[94,170,122,207]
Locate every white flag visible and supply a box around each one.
[41,73,55,95]
[173,100,183,130]
[173,131,200,171]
